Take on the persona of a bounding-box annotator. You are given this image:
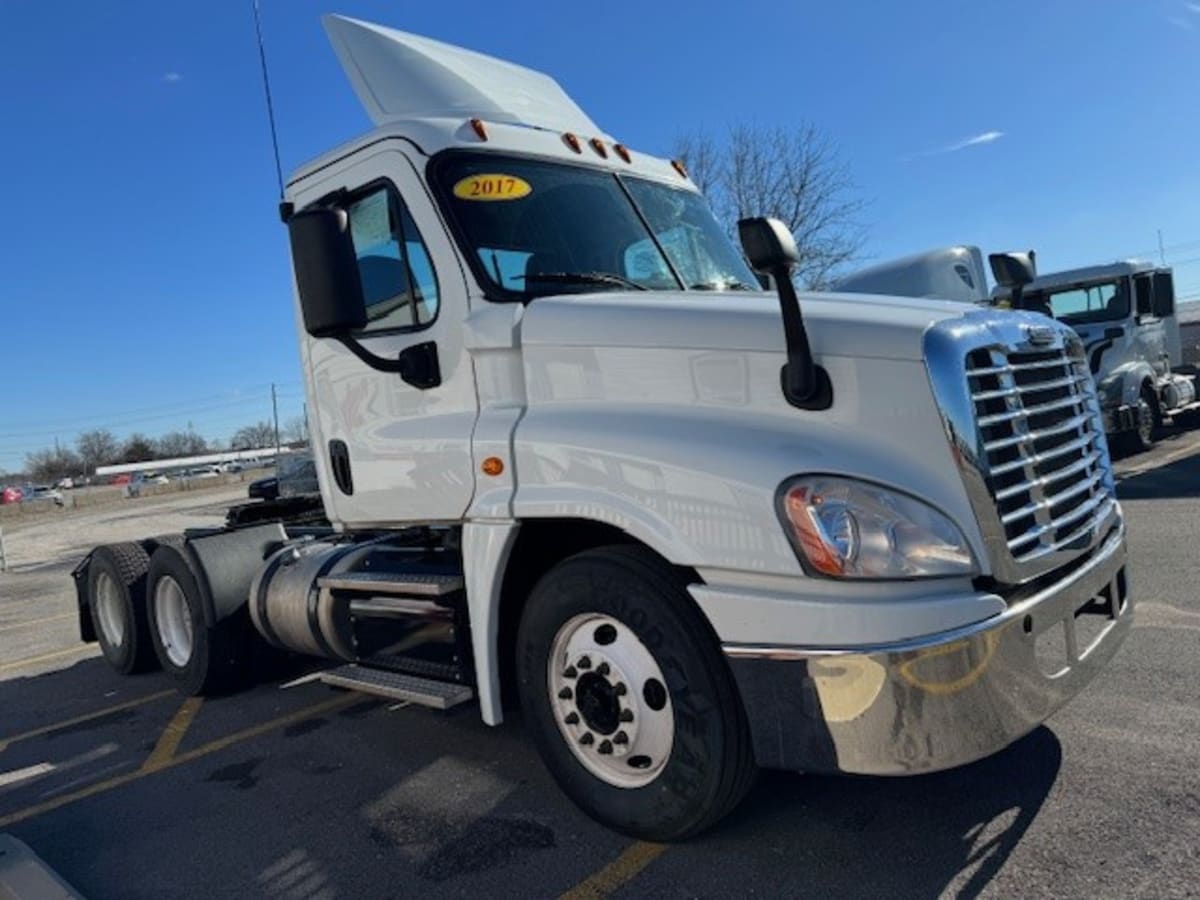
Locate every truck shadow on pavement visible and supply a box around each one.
[704,726,1062,898]
[1115,447,1200,500]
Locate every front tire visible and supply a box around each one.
[1123,384,1159,454]
[146,545,252,695]
[88,543,158,675]
[516,546,756,841]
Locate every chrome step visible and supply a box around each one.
[317,571,464,597]
[318,664,474,709]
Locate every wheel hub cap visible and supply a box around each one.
[93,571,126,648]
[548,613,674,789]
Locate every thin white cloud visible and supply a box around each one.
[163,72,182,83]
[1186,2,1200,13]
[1168,16,1193,29]
[906,130,1005,161]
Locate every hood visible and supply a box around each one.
[519,290,975,361]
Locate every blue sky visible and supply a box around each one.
[2,0,1198,473]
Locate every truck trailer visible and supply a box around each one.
[71,15,1132,839]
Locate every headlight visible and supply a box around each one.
[778,476,977,579]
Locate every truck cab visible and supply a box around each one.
[73,15,1133,841]
[991,262,1194,450]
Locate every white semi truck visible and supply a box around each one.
[71,16,1132,840]
[838,250,1197,451]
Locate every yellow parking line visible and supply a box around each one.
[0,644,96,674]
[0,694,359,829]
[559,841,668,899]
[141,697,204,772]
[0,690,176,754]
[0,613,75,634]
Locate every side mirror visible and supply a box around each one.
[1153,270,1175,318]
[988,251,1037,289]
[287,207,367,337]
[738,217,800,274]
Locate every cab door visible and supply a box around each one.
[294,145,477,527]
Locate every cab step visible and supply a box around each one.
[317,571,464,597]
[318,664,474,709]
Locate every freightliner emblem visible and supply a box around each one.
[1025,324,1056,346]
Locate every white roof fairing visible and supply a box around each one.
[322,15,607,138]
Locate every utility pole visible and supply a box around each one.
[271,383,281,454]
[1158,229,1166,266]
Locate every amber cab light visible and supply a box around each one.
[469,118,489,140]
[563,132,582,153]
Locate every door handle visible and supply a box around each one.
[328,439,354,496]
[397,341,442,390]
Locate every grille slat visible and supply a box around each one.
[977,393,1086,427]
[966,342,1115,573]
[971,372,1090,402]
[982,411,1093,452]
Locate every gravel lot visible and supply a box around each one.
[1,435,1198,899]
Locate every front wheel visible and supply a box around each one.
[1123,385,1159,454]
[516,546,756,841]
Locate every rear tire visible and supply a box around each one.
[87,543,158,675]
[516,545,756,841]
[146,545,252,695]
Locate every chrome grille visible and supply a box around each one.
[924,311,1120,585]
[966,346,1114,565]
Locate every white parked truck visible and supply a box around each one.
[71,16,1132,840]
[991,261,1197,452]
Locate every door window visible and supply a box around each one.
[346,184,440,331]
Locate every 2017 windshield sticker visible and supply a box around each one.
[452,174,532,201]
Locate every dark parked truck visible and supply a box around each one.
[71,15,1132,839]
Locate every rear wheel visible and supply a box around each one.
[516,546,756,841]
[88,543,158,675]
[146,545,252,695]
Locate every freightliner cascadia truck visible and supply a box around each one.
[71,15,1132,840]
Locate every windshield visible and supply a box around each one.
[1027,279,1129,325]
[432,153,758,298]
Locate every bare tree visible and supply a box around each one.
[158,429,208,458]
[283,416,308,445]
[122,433,157,463]
[674,123,866,289]
[76,429,119,475]
[25,446,82,483]
[230,421,277,451]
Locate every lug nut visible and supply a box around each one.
[614,683,627,696]
[598,740,613,755]
[580,732,595,746]
[613,730,629,745]
[619,709,634,723]
[596,662,610,677]
[564,666,578,679]
[577,656,592,670]
[565,712,579,725]
[558,688,573,700]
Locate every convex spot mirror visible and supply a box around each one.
[738,217,800,274]
[988,251,1037,289]
[288,207,368,337]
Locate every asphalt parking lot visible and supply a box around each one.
[1,435,1199,899]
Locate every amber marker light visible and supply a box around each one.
[589,137,608,158]
[614,143,632,163]
[563,132,582,153]
[481,457,505,477]
[670,159,689,178]
[469,118,489,140]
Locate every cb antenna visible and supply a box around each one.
[252,0,285,199]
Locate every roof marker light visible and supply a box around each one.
[563,132,582,153]
[469,118,489,140]
[589,137,608,158]
[671,159,689,179]
[614,143,632,163]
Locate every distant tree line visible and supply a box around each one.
[21,417,307,484]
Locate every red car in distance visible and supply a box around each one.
[1,486,23,504]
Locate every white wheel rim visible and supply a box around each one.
[93,571,126,648]
[1137,399,1154,445]
[547,613,674,789]
[154,575,194,668]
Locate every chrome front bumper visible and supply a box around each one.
[724,525,1130,775]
